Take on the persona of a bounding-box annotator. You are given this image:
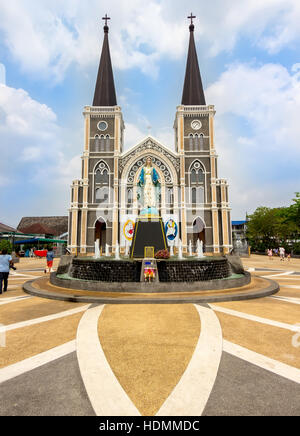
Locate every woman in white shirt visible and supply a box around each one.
[0,249,13,294]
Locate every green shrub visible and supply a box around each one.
[0,239,13,254]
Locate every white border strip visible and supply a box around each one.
[0,340,76,384]
[156,304,222,416]
[4,305,90,332]
[0,296,32,306]
[210,305,300,333]
[263,271,294,278]
[76,304,141,416]
[270,296,300,305]
[223,340,300,384]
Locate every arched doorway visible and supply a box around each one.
[95,219,106,252]
[192,217,205,250]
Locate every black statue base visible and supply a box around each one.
[130,217,167,258]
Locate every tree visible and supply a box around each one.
[246,207,278,251]
[0,239,13,254]
[246,194,300,253]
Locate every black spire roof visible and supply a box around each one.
[93,18,117,107]
[181,18,206,106]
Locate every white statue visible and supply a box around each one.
[197,240,205,258]
[170,243,174,257]
[94,239,101,259]
[115,241,120,260]
[137,157,161,210]
[105,244,110,257]
[178,239,183,260]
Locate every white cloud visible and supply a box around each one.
[0,82,81,221]
[1,1,300,81]
[206,62,300,218]
[124,123,147,150]
[0,64,6,85]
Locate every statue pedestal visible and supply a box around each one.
[130,217,167,259]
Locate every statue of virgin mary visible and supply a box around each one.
[137,157,161,213]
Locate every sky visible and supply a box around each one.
[0,0,299,226]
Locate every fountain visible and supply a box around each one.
[170,243,174,257]
[115,241,120,260]
[178,239,183,260]
[189,240,193,257]
[94,239,101,259]
[197,240,205,259]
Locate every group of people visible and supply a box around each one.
[0,247,55,295]
[267,247,291,261]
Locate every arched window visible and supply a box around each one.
[95,135,100,152]
[194,134,199,150]
[105,135,110,151]
[94,162,109,203]
[197,186,205,204]
[95,187,109,204]
[190,161,206,204]
[191,169,197,184]
[127,188,133,205]
[198,168,204,184]
[101,169,109,184]
[192,188,197,204]
[100,135,105,151]
[200,134,204,150]
[167,188,174,205]
[189,134,194,149]
[95,170,101,184]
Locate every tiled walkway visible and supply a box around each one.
[0,256,299,416]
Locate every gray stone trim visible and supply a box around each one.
[23,274,279,304]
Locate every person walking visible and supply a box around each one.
[267,248,273,260]
[44,248,55,274]
[279,246,285,261]
[0,249,14,294]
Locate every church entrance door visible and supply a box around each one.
[95,219,106,252]
[192,217,205,250]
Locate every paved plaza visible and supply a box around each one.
[0,255,299,416]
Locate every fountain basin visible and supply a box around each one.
[51,255,251,293]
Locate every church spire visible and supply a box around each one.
[181,14,206,106]
[93,15,117,107]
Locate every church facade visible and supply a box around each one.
[68,18,232,255]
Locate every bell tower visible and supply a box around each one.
[174,15,232,254]
[69,15,125,255]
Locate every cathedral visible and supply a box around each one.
[68,16,232,256]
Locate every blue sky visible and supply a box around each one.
[0,0,299,226]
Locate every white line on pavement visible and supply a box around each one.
[280,285,300,289]
[3,305,90,332]
[270,296,300,305]
[0,296,33,306]
[76,304,141,416]
[223,340,300,384]
[10,273,40,279]
[210,305,300,333]
[268,277,300,281]
[0,341,76,384]
[263,271,294,278]
[156,304,223,416]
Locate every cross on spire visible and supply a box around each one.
[102,14,110,27]
[188,13,196,26]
